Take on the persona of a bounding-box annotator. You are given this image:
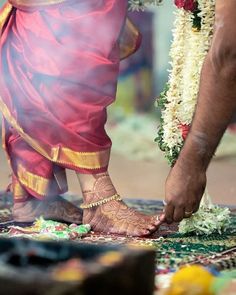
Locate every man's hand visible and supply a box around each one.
[162,160,207,224]
[160,0,236,225]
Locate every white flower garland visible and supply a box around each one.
[162,9,191,151]
[178,0,215,125]
[161,0,215,156]
[179,204,231,235]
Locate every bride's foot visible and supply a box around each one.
[83,200,160,237]
[13,196,83,224]
[78,172,160,237]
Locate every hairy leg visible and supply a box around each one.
[77,172,160,237]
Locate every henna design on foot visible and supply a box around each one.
[78,173,160,237]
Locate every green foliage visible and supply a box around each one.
[192,4,201,31]
[156,84,169,109]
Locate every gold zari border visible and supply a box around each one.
[0,99,110,170]
[17,164,52,196]
[9,0,66,7]
[15,165,68,197]
[0,3,12,30]
[51,146,110,170]
[13,180,28,199]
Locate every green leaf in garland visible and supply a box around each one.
[192,4,201,31]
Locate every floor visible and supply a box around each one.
[0,138,235,206]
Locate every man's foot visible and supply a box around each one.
[13,196,83,224]
[77,172,160,237]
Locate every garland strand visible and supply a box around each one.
[156,0,215,166]
[156,9,192,165]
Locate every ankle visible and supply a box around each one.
[82,189,117,203]
[77,172,117,202]
[80,193,122,209]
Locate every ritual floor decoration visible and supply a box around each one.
[2,217,91,241]
[0,193,236,282]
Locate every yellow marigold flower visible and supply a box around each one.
[164,265,215,295]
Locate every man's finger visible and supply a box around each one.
[159,213,166,222]
[193,202,200,214]
[184,205,194,218]
[164,203,174,224]
[173,207,185,222]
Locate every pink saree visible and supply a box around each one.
[0,0,141,200]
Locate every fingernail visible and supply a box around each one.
[160,215,165,221]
